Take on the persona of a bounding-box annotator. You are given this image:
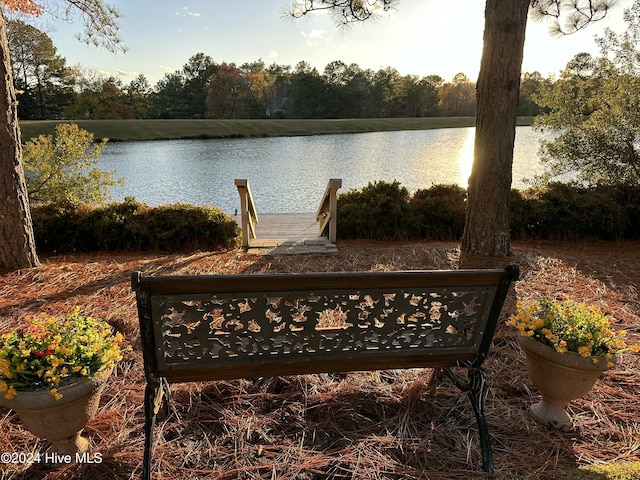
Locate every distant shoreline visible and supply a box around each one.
[19,117,535,142]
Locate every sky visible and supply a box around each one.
[26,0,637,87]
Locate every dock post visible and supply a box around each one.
[234,179,258,249]
[316,178,342,243]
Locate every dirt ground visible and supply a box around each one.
[0,239,638,479]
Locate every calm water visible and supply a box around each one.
[99,126,547,214]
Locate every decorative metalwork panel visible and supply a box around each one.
[152,286,496,369]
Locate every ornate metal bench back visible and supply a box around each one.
[133,267,517,381]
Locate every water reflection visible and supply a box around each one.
[100,126,547,213]
[457,128,475,188]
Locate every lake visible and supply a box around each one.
[99,126,548,214]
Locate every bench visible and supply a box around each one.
[132,265,518,478]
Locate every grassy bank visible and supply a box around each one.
[19,116,535,142]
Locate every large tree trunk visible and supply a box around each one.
[0,10,39,270]
[461,0,529,256]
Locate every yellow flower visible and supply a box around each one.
[1,307,123,400]
[50,388,63,400]
[0,359,10,376]
[509,297,636,365]
[532,318,544,329]
[5,387,17,400]
[578,346,592,357]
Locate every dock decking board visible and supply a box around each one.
[231,213,338,254]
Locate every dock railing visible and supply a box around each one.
[234,179,258,248]
[316,178,342,242]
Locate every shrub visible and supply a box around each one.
[411,184,466,240]
[509,188,544,239]
[30,201,92,252]
[607,183,640,238]
[31,183,640,249]
[337,181,640,242]
[337,180,415,241]
[146,203,238,252]
[514,183,628,240]
[31,199,239,253]
[79,198,147,251]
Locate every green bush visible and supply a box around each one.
[31,199,239,253]
[337,181,640,242]
[30,183,640,250]
[145,203,238,252]
[511,183,630,240]
[411,184,466,240]
[608,183,640,238]
[30,201,96,252]
[336,180,415,241]
[78,198,147,251]
[509,188,544,239]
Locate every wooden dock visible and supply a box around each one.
[232,213,338,254]
[233,179,341,254]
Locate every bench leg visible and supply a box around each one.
[445,367,494,473]
[143,379,170,480]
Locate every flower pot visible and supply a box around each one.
[0,365,112,456]
[517,335,612,431]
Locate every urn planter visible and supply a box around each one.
[0,365,112,456]
[517,335,611,431]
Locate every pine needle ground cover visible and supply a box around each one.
[1,239,638,479]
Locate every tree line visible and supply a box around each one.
[7,18,550,121]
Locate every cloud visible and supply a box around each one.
[301,29,333,46]
[302,29,328,40]
[116,69,141,78]
[160,65,175,73]
[175,6,201,17]
[265,50,280,59]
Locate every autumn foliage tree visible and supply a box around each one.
[206,63,248,119]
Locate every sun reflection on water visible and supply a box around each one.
[458,128,475,188]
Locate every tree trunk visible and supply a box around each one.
[461,0,529,256]
[0,10,39,270]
